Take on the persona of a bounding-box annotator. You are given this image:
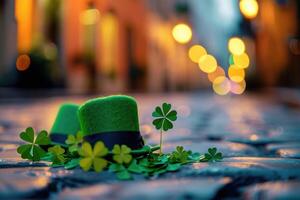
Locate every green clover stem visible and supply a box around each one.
[159,128,163,155]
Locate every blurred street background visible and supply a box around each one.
[0,0,299,96]
[1,1,300,199]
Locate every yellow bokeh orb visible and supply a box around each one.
[233,53,250,69]
[228,37,245,55]
[239,0,259,19]
[188,45,207,63]
[228,65,245,82]
[208,66,225,82]
[213,76,231,95]
[198,54,217,73]
[230,79,246,94]
[80,8,100,25]
[172,23,192,44]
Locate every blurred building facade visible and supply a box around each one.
[0,0,299,93]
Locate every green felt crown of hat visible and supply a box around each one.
[78,95,144,150]
[50,103,80,144]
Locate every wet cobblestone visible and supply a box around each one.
[1,92,300,199]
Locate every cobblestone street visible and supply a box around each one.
[1,91,300,199]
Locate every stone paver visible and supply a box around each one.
[56,178,231,200]
[243,181,300,200]
[189,157,300,179]
[0,167,50,198]
[277,148,300,159]
[0,92,300,199]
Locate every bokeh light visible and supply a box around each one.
[228,37,245,55]
[208,66,225,82]
[228,65,245,82]
[188,45,207,63]
[80,8,100,25]
[230,79,246,94]
[213,76,231,95]
[233,53,250,69]
[44,43,58,60]
[198,54,217,73]
[239,0,259,19]
[172,23,192,44]
[16,54,31,71]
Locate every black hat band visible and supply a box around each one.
[84,131,144,150]
[50,133,68,144]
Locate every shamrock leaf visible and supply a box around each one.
[65,132,83,153]
[64,158,80,170]
[201,147,223,162]
[112,145,132,164]
[79,142,108,172]
[152,103,177,131]
[17,127,50,161]
[169,146,192,163]
[166,163,181,171]
[128,159,144,174]
[48,145,65,165]
[152,102,178,155]
[109,163,126,172]
[116,169,132,180]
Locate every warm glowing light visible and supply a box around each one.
[80,8,100,25]
[15,0,33,52]
[250,134,258,141]
[239,0,259,19]
[188,45,207,63]
[198,55,217,73]
[213,76,231,95]
[16,54,31,71]
[228,37,245,55]
[43,43,57,60]
[233,53,250,69]
[100,13,118,75]
[172,23,192,44]
[230,79,246,94]
[208,66,225,82]
[228,65,245,82]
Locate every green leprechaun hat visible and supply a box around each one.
[50,103,81,145]
[78,95,144,150]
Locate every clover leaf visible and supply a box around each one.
[79,142,108,172]
[64,158,80,170]
[65,132,83,153]
[112,145,132,164]
[17,127,50,161]
[152,103,177,155]
[48,145,65,165]
[169,146,192,163]
[152,103,177,131]
[202,147,223,162]
[128,159,144,174]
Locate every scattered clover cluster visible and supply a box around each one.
[17,102,223,180]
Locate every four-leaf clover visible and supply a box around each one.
[65,132,83,153]
[152,103,177,131]
[79,141,109,172]
[48,145,65,165]
[112,145,132,164]
[203,147,223,162]
[152,103,177,154]
[17,127,50,161]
